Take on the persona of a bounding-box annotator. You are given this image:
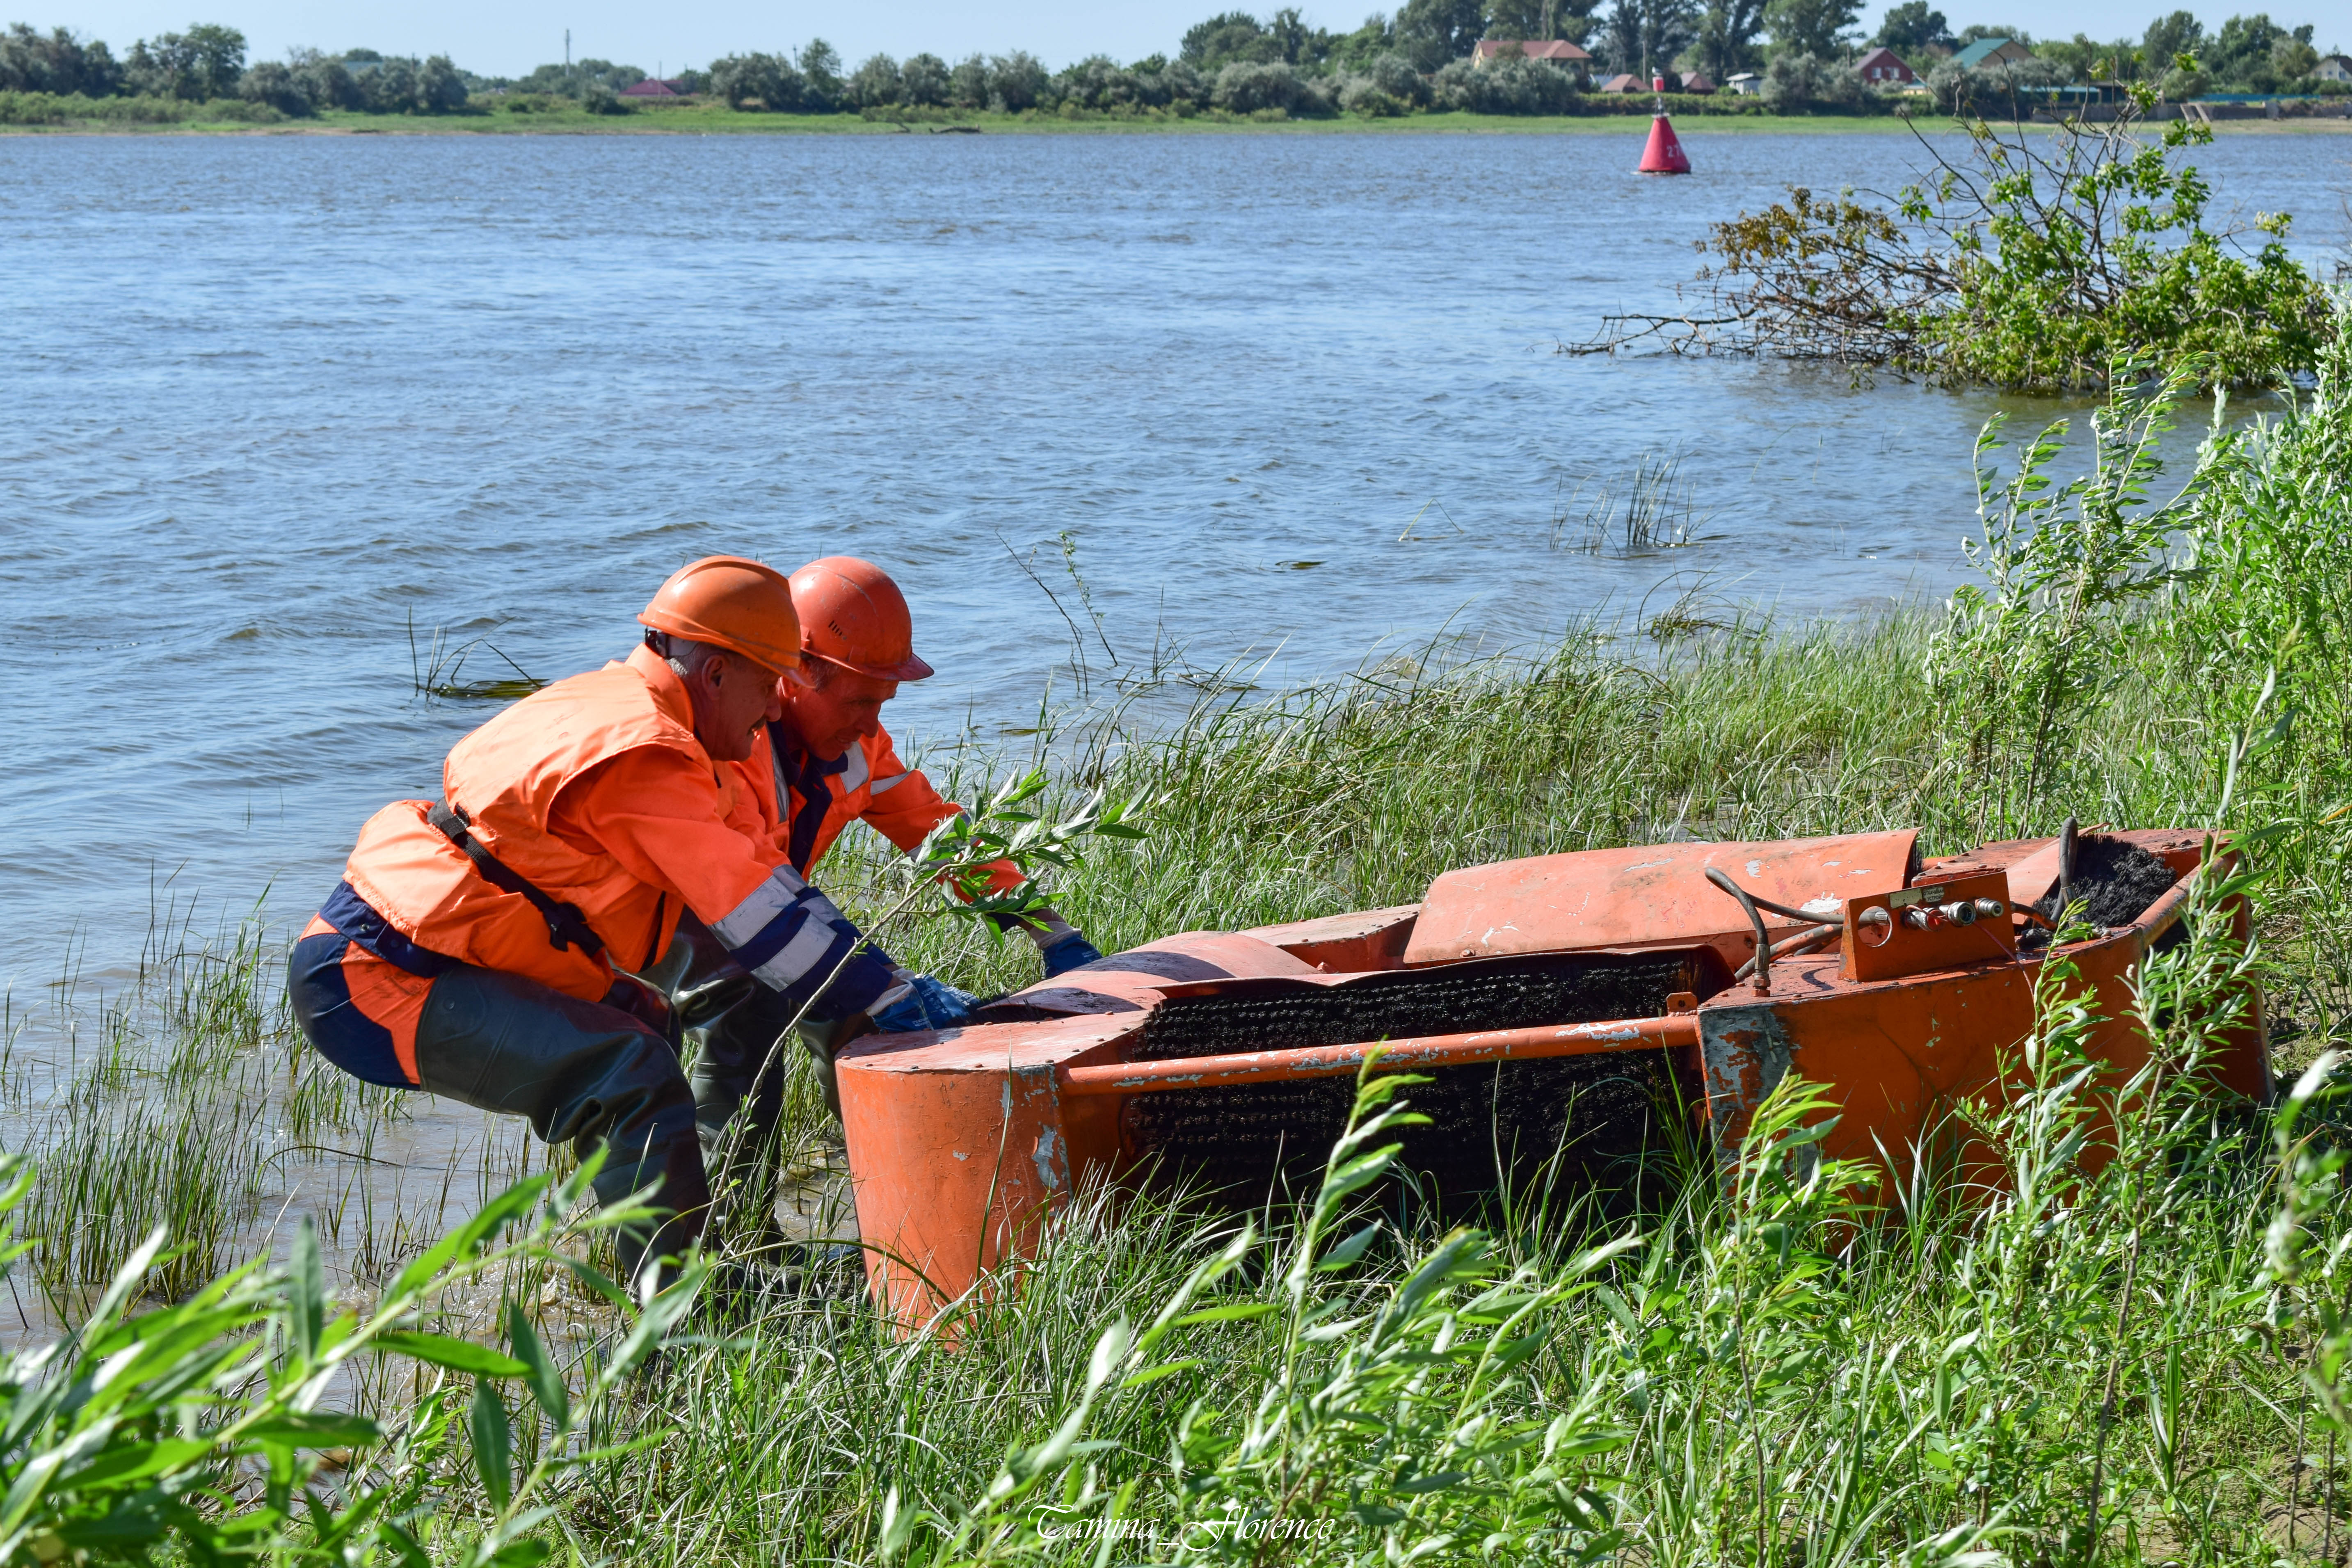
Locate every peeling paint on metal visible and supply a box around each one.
[1701,1001,1796,1157]
[1032,1125,1065,1192]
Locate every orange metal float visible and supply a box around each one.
[837,829,2266,1326]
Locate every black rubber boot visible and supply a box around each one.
[414,964,709,1294]
[673,914,849,1147]
[665,916,805,1254]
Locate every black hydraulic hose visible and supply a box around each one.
[1725,885,1836,925]
[2057,815,2080,926]
[1705,866,1776,996]
[1735,921,1842,980]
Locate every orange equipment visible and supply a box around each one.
[834,828,2266,1328]
[789,556,935,681]
[639,555,805,674]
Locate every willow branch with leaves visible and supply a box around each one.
[1567,84,2331,391]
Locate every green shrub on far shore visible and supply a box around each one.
[0,89,281,124]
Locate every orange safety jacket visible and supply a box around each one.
[744,721,1026,897]
[326,645,903,1018]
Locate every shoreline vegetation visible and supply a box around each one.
[1574,102,2338,389]
[7,100,2352,133]
[6,302,2352,1559]
[5,5,2347,136]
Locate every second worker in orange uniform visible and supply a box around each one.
[679,555,1103,1204]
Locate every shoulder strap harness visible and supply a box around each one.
[427,801,606,957]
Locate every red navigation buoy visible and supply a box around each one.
[1639,73,1691,174]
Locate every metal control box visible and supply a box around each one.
[1841,868,2019,982]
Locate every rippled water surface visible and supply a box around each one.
[4,128,2347,993]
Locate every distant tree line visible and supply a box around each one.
[688,3,2333,122]
[0,22,469,114]
[1,4,2338,126]
[697,33,1589,119]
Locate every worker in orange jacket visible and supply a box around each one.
[285,557,990,1288]
[680,555,1103,1165]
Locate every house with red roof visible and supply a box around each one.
[1472,38,1593,69]
[1855,47,1916,84]
[620,76,688,99]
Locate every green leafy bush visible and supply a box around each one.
[0,90,281,123]
[1901,112,2331,388]
[708,51,806,111]
[1586,94,2332,389]
[1430,55,1580,114]
[1759,49,1864,110]
[1209,59,1312,114]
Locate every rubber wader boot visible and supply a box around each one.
[414,964,709,1294]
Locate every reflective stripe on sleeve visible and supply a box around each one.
[711,862,811,949]
[710,865,896,1016]
[869,771,914,795]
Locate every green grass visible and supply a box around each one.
[4,312,2350,1561]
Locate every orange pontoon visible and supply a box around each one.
[838,828,2265,1326]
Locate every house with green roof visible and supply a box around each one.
[1951,37,2037,69]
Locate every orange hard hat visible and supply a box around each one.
[788,557,933,681]
[638,555,804,674]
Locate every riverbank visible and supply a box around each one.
[15,306,2352,1559]
[9,100,2350,135]
[433,309,2352,1560]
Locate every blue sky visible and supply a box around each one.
[26,0,2342,78]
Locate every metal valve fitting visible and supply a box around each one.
[1975,898,2006,919]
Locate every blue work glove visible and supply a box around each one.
[868,972,983,1034]
[1039,928,1105,978]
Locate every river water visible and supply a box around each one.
[2,127,2347,1001]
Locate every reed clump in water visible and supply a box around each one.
[6,310,2352,1560]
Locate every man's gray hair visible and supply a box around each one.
[645,629,724,681]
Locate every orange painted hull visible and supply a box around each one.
[837,828,2265,1328]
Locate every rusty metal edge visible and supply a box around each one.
[1054,1014,1701,1097]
